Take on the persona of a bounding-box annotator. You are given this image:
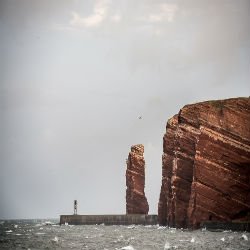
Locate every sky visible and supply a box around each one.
[0,0,249,219]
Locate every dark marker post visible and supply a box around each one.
[74,200,77,215]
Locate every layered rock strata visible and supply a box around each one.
[126,144,149,214]
[158,97,250,228]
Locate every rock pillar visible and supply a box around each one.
[126,144,149,214]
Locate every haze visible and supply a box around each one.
[0,0,249,219]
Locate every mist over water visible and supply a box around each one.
[0,219,249,250]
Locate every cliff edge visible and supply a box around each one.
[158,97,250,228]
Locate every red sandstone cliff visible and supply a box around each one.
[126,144,149,214]
[158,97,250,228]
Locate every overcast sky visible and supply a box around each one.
[0,0,249,219]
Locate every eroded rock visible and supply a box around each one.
[126,144,149,214]
[158,97,250,228]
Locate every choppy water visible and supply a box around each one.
[0,219,249,250]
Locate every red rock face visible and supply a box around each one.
[158,97,250,228]
[126,144,149,214]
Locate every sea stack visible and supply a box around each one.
[158,97,250,228]
[126,144,149,214]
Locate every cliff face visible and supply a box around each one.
[158,97,250,228]
[126,144,149,214]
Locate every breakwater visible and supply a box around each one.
[60,214,158,225]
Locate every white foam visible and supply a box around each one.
[14,224,18,228]
[44,221,52,225]
[121,246,135,250]
[220,237,225,241]
[127,225,136,229]
[190,237,195,243]
[6,230,12,233]
[241,234,248,241]
[164,241,170,249]
[52,236,59,243]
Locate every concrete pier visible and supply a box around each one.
[60,214,158,225]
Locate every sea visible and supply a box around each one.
[0,219,249,250]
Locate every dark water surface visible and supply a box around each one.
[0,219,249,250]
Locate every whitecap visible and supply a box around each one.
[241,234,248,241]
[15,233,22,236]
[220,237,225,241]
[190,237,195,243]
[6,230,12,233]
[36,232,45,235]
[164,241,170,249]
[44,221,52,225]
[202,227,206,231]
[121,246,135,250]
[14,224,18,228]
[127,225,136,229]
[64,222,68,226]
[52,236,59,243]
